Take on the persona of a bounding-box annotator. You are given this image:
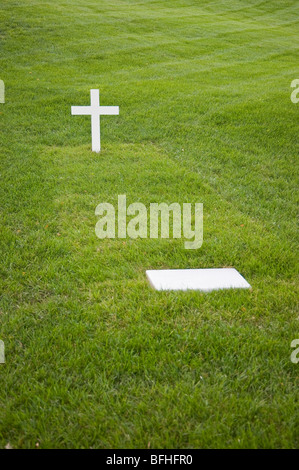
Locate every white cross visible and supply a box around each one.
[71,89,119,152]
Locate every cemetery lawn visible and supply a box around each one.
[0,0,299,449]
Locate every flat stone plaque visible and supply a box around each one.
[146,268,251,292]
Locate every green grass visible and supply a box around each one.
[0,0,298,449]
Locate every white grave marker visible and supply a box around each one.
[71,89,119,152]
[146,268,251,292]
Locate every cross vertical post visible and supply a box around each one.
[90,89,101,152]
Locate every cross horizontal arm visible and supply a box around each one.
[71,106,92,115]
[99,106,119,115]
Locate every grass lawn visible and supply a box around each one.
[0,0,298,449]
